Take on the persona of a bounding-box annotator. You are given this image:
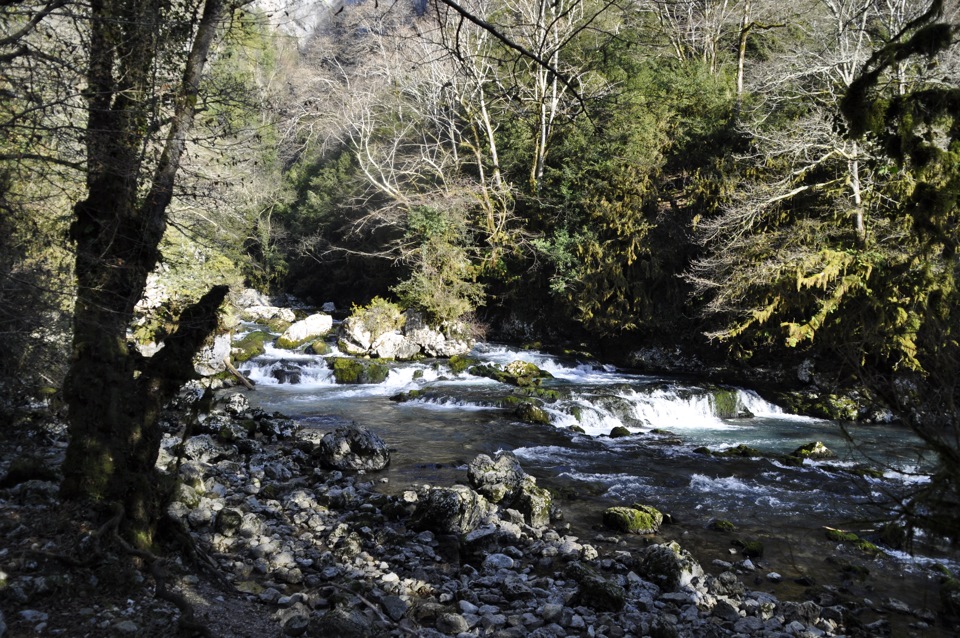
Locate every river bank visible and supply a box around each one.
[0,389,955,637]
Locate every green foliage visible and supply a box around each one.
[392,206,485,324]
[350,296,406,335]
[0,170,75,395]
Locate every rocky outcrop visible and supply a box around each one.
[338,308,472,360]
[313,424,390,471]
[402,310,472,357]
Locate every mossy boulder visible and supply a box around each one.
[942,577,960,615]
[466,452,553,527]
[735,539,764,557]
[774,391,861,421]
[232,330,272,363]
[448,354,478,374]
[791,441,836,460]
[390,389,424,403]
[603,504,663,534]
[711,388,753,419]
[609,426,632,438]
[331,357,390,384]
[707,518,737,532]
[307,340,331,355]
[716,444,763,458]
[515,401,551,425]
[470,360,552,387]
[826,528,860,543]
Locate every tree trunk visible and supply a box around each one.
[59,0,229,547]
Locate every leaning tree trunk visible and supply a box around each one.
[59,0,229,547]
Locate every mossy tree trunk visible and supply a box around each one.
[58,0,232,546]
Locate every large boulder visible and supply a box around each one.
[337,315,377,355]
[402,310,472,357]
[314,424,390,471]
[231,330,272,363]
[240,305,295,328]
[636,541,705,592]
[276,313,333,349]
[411,485,490,535]
[467,453,552,527]
[371,331,421,359]
[330,358,389,384]
[337,306,473,359]
[194,332,231,376]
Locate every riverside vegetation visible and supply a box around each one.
[1,0,960,636]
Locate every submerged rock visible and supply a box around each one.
[271,361,302,385]
[790,441,836,460]
[609,426,632,438]
[314,424,390,471]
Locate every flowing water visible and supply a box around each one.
[237,338,956,630]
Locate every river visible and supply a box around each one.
[236,338,956,634]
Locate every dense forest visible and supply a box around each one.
[1,0,959,549]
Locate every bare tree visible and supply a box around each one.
[688,0,926,347]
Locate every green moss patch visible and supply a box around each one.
[331,357,390,384]
[515,401,551,425]
[232,331,273,363]
[603,504,663,534]
[707,518,737,532]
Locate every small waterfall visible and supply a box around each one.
[617,387,737,430]
[239,352,333,386]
